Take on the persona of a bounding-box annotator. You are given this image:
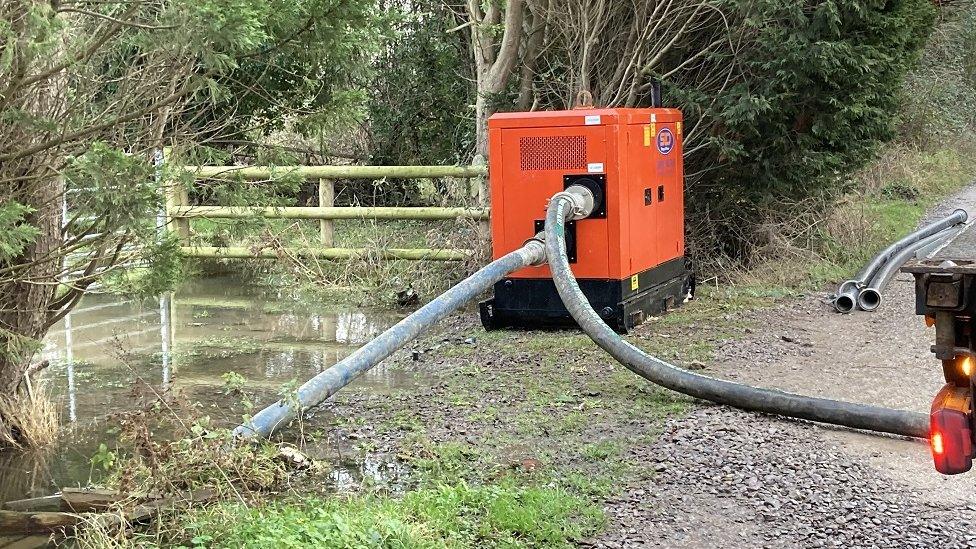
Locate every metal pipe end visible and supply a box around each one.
[834,292,856,314]
[549,185,596,221]
[837,280,860,295]
[857,288,882,312]
[952,208,969,223]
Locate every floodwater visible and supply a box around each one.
[0,276,408,507]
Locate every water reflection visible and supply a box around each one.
[39,277,405,426]
[160,292,173,388]
[330,455,409,492]
[0,276,411,506]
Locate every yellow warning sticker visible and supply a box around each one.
[676,121,683,136]
[643,125,651,147]
[631,275,639,291]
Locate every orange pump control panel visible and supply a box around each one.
[480,108,693,333]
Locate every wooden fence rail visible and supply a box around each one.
[164,162,490,262]
[181,246,472,261]
[168,206,490,221]
[183,164,487,180]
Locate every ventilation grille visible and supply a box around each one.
[519,135,587,171]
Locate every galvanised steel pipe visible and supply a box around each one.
[234,239,546,439]
[833,208,968,313]
[857,225,964,312]
[545,194,928,438]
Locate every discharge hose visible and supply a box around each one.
[234,239,546,439]
[545,192,929,438]
[834,208,968,313]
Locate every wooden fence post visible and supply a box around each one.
[162,148,190,244]
[471,154,487,206]
[318,178,335,247]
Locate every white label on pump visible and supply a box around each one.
[584,115,601,125]
[587,162,604,173]
[651,113,657,123]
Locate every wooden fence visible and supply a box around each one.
[163,160,490,262]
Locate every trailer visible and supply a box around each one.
[903,221,976,474]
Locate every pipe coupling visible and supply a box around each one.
[549,186,596,221]
[519,233,547,266]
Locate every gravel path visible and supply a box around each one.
[585,184,976,548]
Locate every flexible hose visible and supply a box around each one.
[545,195,929,438]
[857,226,964,312]
[834,208,968,313]
[235,240,546,439]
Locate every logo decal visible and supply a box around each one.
[657,128,675,155]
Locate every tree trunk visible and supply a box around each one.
[474,92,491,158]
[0,1,67,396]
[469,0,527,160]
[0,177,64,396]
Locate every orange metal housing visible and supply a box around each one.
[489,108,685,279]
[481,107,691,332]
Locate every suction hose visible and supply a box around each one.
[234,239,546,439]
[833,208,968,313]
[545,192,928,438]
[857,225,964,312]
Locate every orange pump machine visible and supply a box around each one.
[479,108,693,332]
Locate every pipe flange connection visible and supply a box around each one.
[520,233,547,266]
[547,185,596,221]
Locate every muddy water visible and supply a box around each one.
[0,276,406,506]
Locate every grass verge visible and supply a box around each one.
[744,141,976,289]
[174,479,603,548]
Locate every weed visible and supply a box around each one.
[102,416,300,497]
[192,337,262,358]
[0,384,59,448]
[91,443,118,471]
[406,441,480,484]
[581,441,621,461]
[220,371,247,394]
[172,477,603,548]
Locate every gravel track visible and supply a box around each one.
[584,184,976,547]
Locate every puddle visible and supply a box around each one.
[330,455,411,492]
[0,276,411,506]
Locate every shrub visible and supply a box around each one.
[899,3,976,145]
[681,0,937,266]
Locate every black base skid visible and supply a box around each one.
[479,257,694,334]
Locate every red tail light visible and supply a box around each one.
[930,383,974,475]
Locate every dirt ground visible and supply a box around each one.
[309,184,976,548]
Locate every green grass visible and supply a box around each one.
[580,441,620,461]
[174,479,605,548]
[745,141,976,290]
